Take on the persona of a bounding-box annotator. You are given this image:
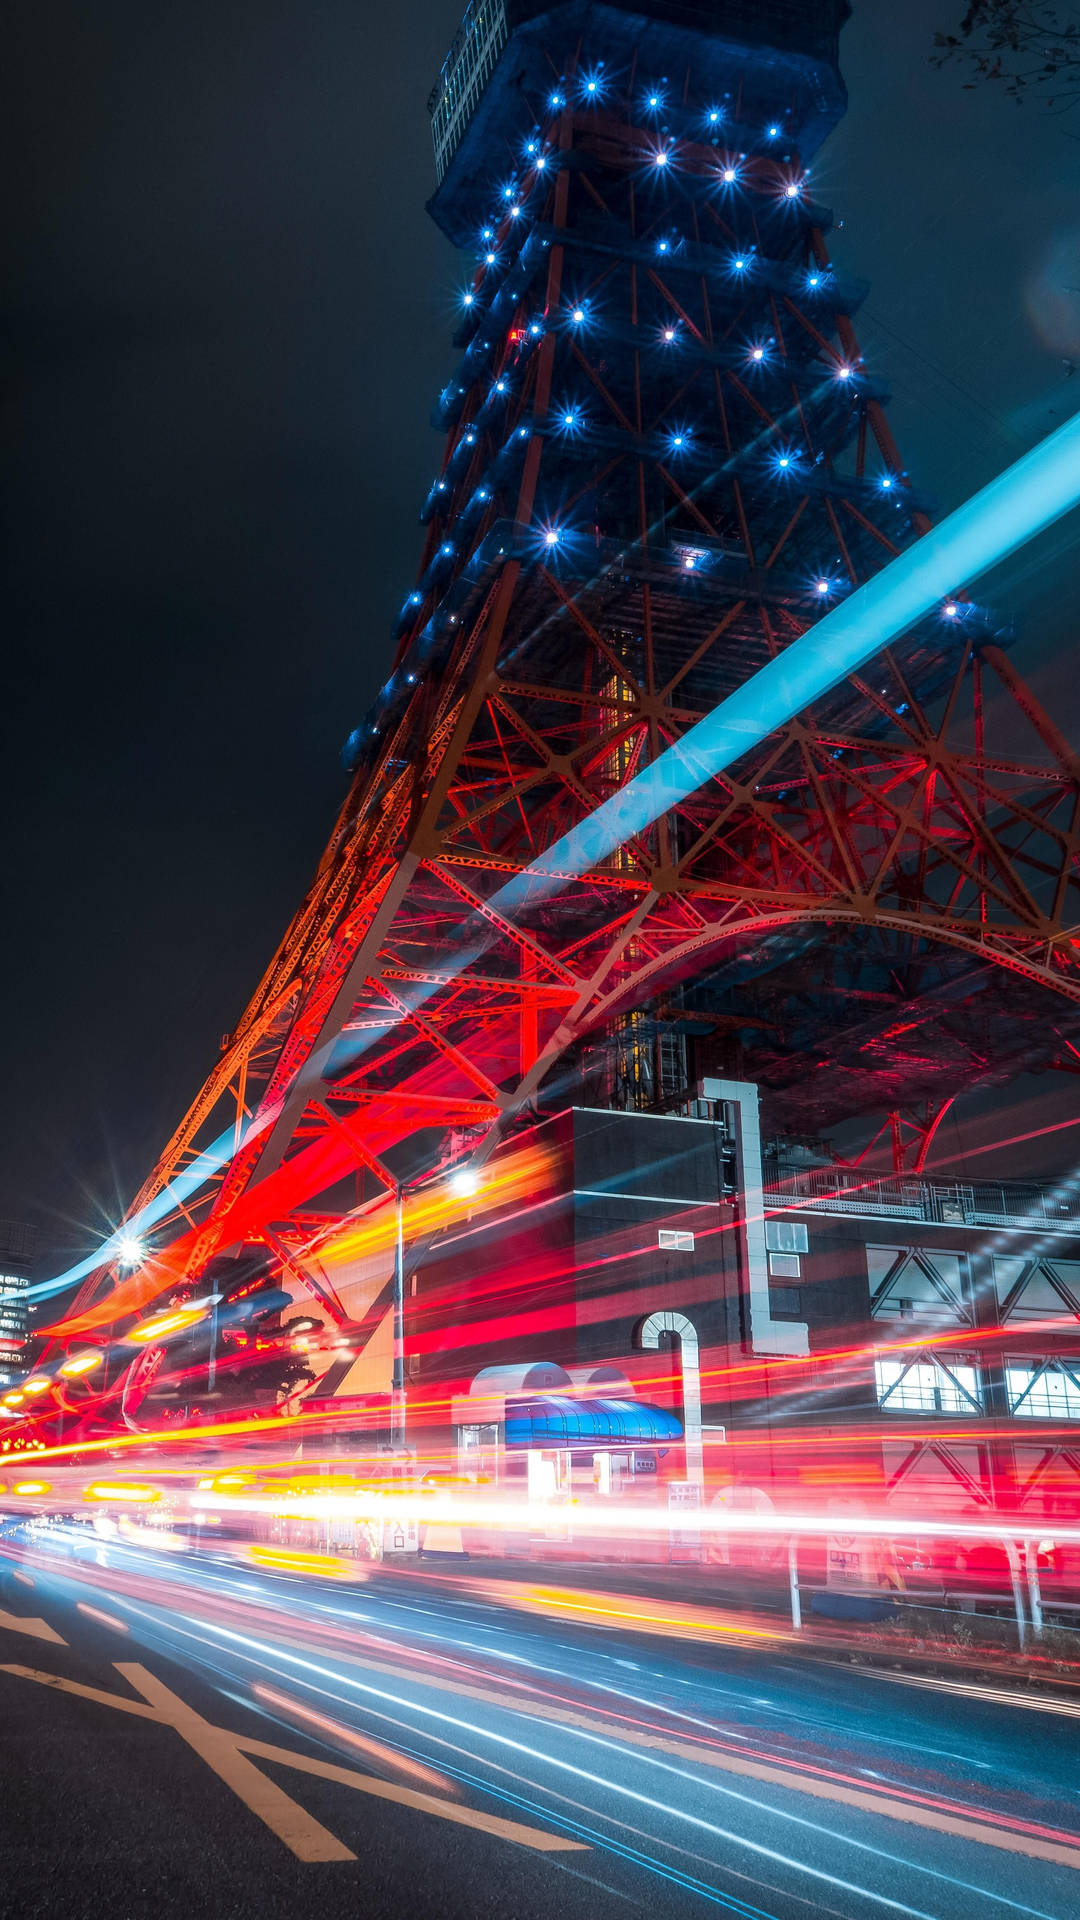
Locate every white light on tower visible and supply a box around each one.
[115,1236,144,1268]
[449,1168,480,1198]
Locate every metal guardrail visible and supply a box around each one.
[786,1536,1070,1649]
[428,0,509,181]
[764,1166,1080,1235]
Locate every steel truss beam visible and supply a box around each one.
[53,52,1080,1334]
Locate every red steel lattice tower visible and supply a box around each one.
[54,0,1080,1343]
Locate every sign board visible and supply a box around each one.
[382,1518,419,1555]
[668,1479,703,1563]
[826,1531,869,1589]
[825,1501,901,1592]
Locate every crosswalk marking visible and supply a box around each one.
[0,1660,587,1858]
[118,1664,355,1863]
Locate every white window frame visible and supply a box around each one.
[658,1229,695,1252]
[768,1251,801,1278]
[1006,1359,1080,1420]
[765,1220,808,1255]
[874,1354,982,1415]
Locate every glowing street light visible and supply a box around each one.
[84,1482,160,1505]
[59,1350,103,1378]
[128,1305,207,1344]
[115,1236,144,1268]
[286,1316,321,1336]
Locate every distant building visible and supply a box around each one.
[0,1220,35,1389]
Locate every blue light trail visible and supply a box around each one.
[498,407,1080,910]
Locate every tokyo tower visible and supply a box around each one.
[48,0,1080,1374]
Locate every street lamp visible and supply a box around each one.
[59,1349,103,1378]
[393,1185,407,1449]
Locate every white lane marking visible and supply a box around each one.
[853,1668,1080,1719]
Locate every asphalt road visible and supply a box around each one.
[2,1527,1080,1920]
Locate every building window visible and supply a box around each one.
[994,1258,1080,1322]
[866,1246,970,1324]
[765,1220,808,1254]
[768,1251,801,1278]
[658,1229,694,1252]
[1006,1360,1080,1420]
[875,1356,981,1414]
[769,1286,801,1319]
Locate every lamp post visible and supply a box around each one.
[392,1184,406,1450]
[206,1298,219,1396]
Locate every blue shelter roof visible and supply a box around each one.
[504,1395,682,1447]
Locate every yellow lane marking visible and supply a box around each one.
[2,1665,159,1716]
[0,1663,586,1857]
[0,1607,66,1645]
[512,1585,780,1644]
[234,1732,587,1852]
[254,1682,459,1794]
[306,1644,1080,1873]
[117,1664,354,1863]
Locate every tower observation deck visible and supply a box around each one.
[428,1,849,194]
[45,0,1080,1354]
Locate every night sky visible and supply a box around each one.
[6,0,1080,1279]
